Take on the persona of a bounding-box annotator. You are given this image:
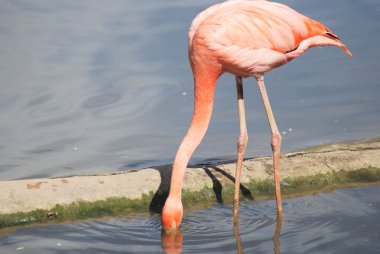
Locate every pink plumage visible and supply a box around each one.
[189,0,351,77]
[162,0,352,232]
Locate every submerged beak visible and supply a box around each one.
[340,44,353,57]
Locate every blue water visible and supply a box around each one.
[1,185,380,253]
[0,0,379,180]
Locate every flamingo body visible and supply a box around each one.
[189,0,350,77]
[162,0,351,231]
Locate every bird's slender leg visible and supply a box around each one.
[273,211,283,254]
[256,76,283,213]
[233,209,244,254]
[233,76,249,218]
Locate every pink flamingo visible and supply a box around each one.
[162,0,352,231]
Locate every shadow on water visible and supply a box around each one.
[149,162,253,214]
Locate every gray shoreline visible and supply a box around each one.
[1,137,379,228]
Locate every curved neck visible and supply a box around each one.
[285,35,345,61]
[285,39,310,61]
[168,71,218,199]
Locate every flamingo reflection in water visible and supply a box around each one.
[160,211,284,254]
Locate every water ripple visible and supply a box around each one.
[1,0,379,182]
[1,187,380,253]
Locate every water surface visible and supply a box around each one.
[0,0,379,179]
[1,185,379,253]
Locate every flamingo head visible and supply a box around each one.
[162,197,183,232]
[322,30,353,57]
[287,28,353,60]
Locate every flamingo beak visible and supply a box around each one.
[340,44,353,57]
[324,31,353,57]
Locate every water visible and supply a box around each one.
[0,0,379,180]
[1,185,379,253]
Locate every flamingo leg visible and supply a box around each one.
[256,77,283,213]
[233,76,249,218]
[273,211,283,254]
[233,209,244,254]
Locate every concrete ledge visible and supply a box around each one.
[1,137,380,229]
